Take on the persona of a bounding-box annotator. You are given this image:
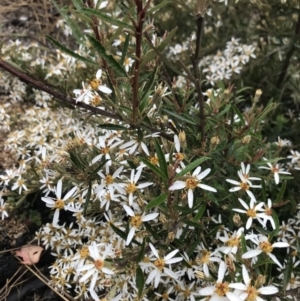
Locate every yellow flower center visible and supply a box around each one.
[272,167,279,174]
[130,216,142,228]
[154,258,165,271]
[246,208,256,218]
[215,282,229,296]
[259,241,273,253]
[101,146,110,154]
[92,95,102,106]
[185,178,198,190]
[175,153,185,161]
[94,259,104,270]
[149,156,159,165]
[80,246,90,258]
[54,199,64,210]
[200,250,210,264]
[127,183,137,194]
[90,79,101,90]
[265,208,272,216]
[240,182,250,191]
[227,237,240,247]
[105,175,114,185]
[246,286,258,301]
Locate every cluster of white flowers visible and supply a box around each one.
[1,2,300,300]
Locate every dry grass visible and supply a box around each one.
[0,0,71,44]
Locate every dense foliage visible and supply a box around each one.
[1,0,300,301]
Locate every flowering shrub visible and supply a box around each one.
[1,0,300,301]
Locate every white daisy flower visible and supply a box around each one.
[123,205,159,245]
[242,234,289,268]
[230,265,278,301]
[169,166,217,208]
[41,179,81,226]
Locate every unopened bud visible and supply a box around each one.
[233,214,241,226]
[211,136,220,145]
[242,135,252,144]
[253,89,262,103]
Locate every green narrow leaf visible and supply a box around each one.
[97,124,128,131]
[87,35,127,77]
[193,203,207,222]
[83,182,92,215]
[81,7,134,30]
[241,232,247,254]
[121,34,130,65]
[148,0,171,14]
[176,157,211,178]
[140,27,178,69]
[140,67,158,106]
[154,139,168,178]
[162,108,197,125]
[136,239,146,263]
[261,177,267,203]
[146,193,168,210]
[230,104,245,126]
[139,157,168,180]
[136,265,145,299]
[269,210,280,240]
[47,36,97,65]
[274,180,287,204]
[110,223,127,241]
[282,256,293,291]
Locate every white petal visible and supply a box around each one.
[198,183,217,192]
[123,205,135,217]
[141,142,150,156]
[246,217,253,229]
[165,257,183,264]
[96,69,102,79]
[226,291,243,301]
[229,187,242,192]
[229,283,247,290]
[56,179,62,199]
[226,179,240,185]
[174,135,180,152]
[274,172,279,184]
[197,168,211,179]
[99,85,112,94]
[163,267,178,279]
[242,249,262,259]
[258,285,278,295]
[146,268,157,285]
[149,243,159,258]
[238,198,249,209]
[268,253,283,268]
[272,242,289,248]
[165,249,179,261]
[126,227,136,245]
[134,168,143,183]
[169,181,186,190]
[199,286,215,296]
[53,209,60,226]
[63,186,77,200]
[79,268,94,282]
[90,289,100,301]
[102,267,114,275]
[192,166,201,176]
[242,265,250,285]
[142,212,159,222]
[188,189,194,208]
[217,261,227,283]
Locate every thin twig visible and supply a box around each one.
[277,6,300,88]
[0,58,122,120]
[191,14,205,143]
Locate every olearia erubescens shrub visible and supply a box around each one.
[1,0,300,300]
